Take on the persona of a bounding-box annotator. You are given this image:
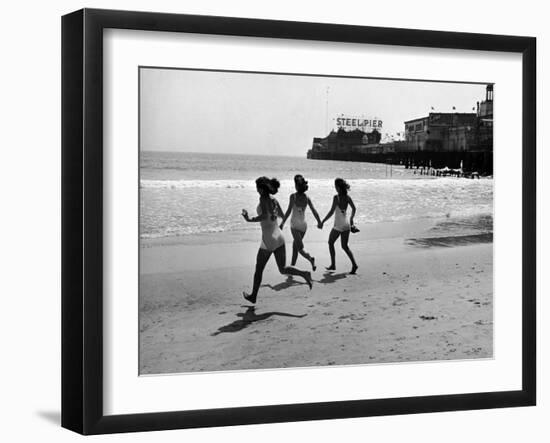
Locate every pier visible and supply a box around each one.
[307,85,493,177]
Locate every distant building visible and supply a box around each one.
[478,84,493,119]
[476,84,493,150]
[404,113,478,152]
[311,128,381,154]
[307,85,493,173]
[404,85,493,152]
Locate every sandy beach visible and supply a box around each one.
[139,220,493,375]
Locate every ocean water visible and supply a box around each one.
[140,152,493,240]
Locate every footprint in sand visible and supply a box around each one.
[465,347,483,355]
[474,319,493,326]
[392,297,407,306]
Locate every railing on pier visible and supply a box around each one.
[307,149,493,176]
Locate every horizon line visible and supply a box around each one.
[140,149,306,158]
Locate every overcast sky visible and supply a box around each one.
[140,67,489,157]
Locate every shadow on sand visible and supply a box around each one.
[211,306,306,336]
[318,272,348,284]
[262,276,306,292]
[406,233,493,248]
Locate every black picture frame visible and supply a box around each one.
[62,8,536,435]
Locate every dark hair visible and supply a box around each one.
[255,176,280,195]
[334,178,350,196]
[294,174,309,194]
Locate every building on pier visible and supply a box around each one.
[307,85,493,159]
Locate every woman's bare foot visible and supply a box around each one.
[304,272,313,290]
[325,265,336,271]
[350,264,358,275]
[243,291,257,304]
[310,257,317,271]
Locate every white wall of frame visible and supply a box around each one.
[0,0,546,442]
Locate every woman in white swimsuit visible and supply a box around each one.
[280,175,321,270]
[320,178,358,274]
[241,176,313,303]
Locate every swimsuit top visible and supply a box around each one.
[257,197,285,251]
[256,201,278,224]
[334,195,350,231]
[290,194,307,227]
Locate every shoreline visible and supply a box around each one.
[140,218,437,248]
[140,213,492,249]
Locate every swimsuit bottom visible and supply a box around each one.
[290,220,307,233]
[260,226,285,252]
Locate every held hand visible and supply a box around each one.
[317,222,324,229]
[279,223,284,230]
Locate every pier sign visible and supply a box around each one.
[335,115,383,130]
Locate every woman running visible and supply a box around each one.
[319,178,359,274]
[280,174,321,271]
[241,176,313,304]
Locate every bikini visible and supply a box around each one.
[257,198,285,252]
[333,195,351,232]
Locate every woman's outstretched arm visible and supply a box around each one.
[348,195,356,226]
[280,194,294,228]
[242,198,269,222]
[320,195,338,227]
[307,196,322,225]
[274,198,285,219]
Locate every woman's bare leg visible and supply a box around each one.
[291,228,315,270]
[243,248,271,303]
[291,230,299,266]
[340,230,358,274]
[273,244,312,289]
[326,229,341,270]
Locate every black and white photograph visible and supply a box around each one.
[139,67,494,375]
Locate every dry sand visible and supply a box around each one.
[139,221,493,374]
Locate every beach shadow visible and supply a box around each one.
[211,306,306,336]
[36,410,60,426]
[318,272,348,284]
[405,233,493,248]
[262,276,306,292]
